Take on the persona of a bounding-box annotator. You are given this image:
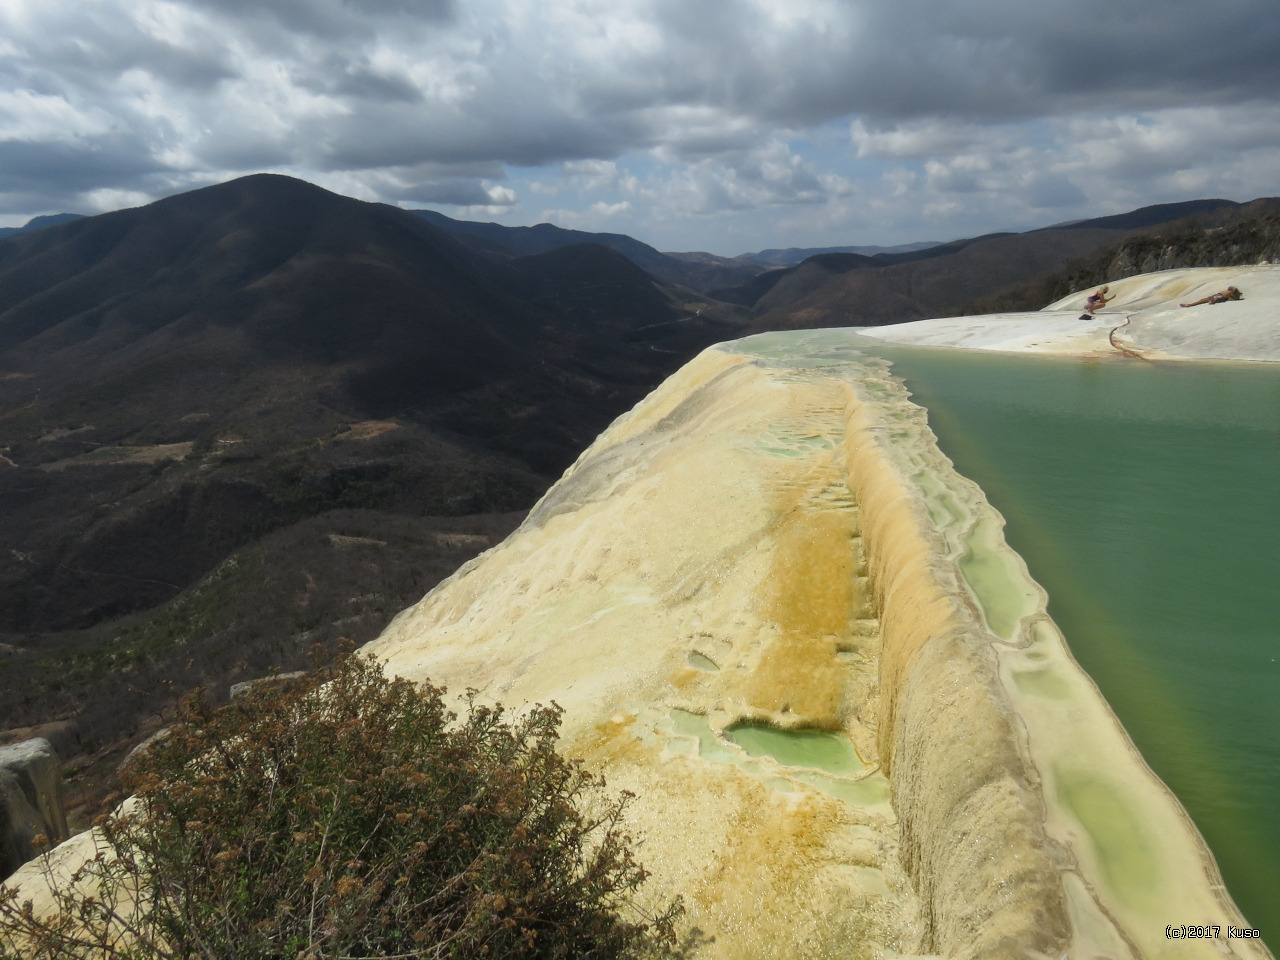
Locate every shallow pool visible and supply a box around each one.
[724,721,867,777]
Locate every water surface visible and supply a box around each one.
[874,347,1280,948]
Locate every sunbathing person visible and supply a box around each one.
[1084,285,1113,315]
[1180,286,1242,307]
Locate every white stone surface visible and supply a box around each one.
[857,265,1280,362]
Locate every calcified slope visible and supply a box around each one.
[368,332,1269,960]
[857,264,1280,361]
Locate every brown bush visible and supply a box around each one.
[0,649,681,959]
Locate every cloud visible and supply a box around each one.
[6,2,236,93]
[593,199,631,214]
[851,119,1008,161]
[2,0,1279,246]
[0,136,169,215]
[296,54,423,103]
[185,0,453,43]
[562,159,622,192]
[392,179,507,207]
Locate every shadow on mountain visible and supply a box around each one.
[411,208,761,292]
[0,176,746,798]
[710,199,1269,331]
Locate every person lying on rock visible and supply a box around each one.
[1180,286,1242,307]
[1084,285,1114,314]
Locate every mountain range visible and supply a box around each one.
[1,174,1270,824]
[0,214,84,240]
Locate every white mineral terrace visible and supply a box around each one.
[367,323,1271,959]
[857,265,1280,362]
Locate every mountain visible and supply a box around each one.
[0,213,84,239]
[409,209,947,285]
[733,229,1118,328]
[713,199,1262,330]
[0,175,744,792]
[1043,198,1245,233]
[735,240,941,268]
[410,209,761,292]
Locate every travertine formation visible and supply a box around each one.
[858,265,1280,362]
[367,330,1270,959]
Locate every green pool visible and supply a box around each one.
[873,347,1280,949]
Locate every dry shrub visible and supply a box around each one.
[1,649,681,959]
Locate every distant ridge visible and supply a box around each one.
[734,241,941,269]
[410,209,759,292]
[962,197,1280,314]
[0,213,84,239]
[1040,198,1243,233]
[408,211,945,287]
[703,202,1280,330]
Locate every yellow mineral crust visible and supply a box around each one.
[370,352,924,958]
[366,332,1271,959]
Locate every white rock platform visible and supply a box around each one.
[856,265,1280,362]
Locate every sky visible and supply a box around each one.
[2,0,1279,256]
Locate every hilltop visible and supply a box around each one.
[958,198,1280,314]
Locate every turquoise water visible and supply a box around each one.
[664,710,892,808]
[724,722,866,777]
[875,348,1280,948]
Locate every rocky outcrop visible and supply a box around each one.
[1,738,68,879]
[229,671,306,699]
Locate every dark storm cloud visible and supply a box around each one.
[7,8,235,94]
[312,92,649,171]
[185,0,453,41]
[294,54,422,103]
[0,138,166,194]
[42,35,234,93]
[613,0,1280,128]
[0,136,172,216]
[192,135,299,173]
[381,178,507,206]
